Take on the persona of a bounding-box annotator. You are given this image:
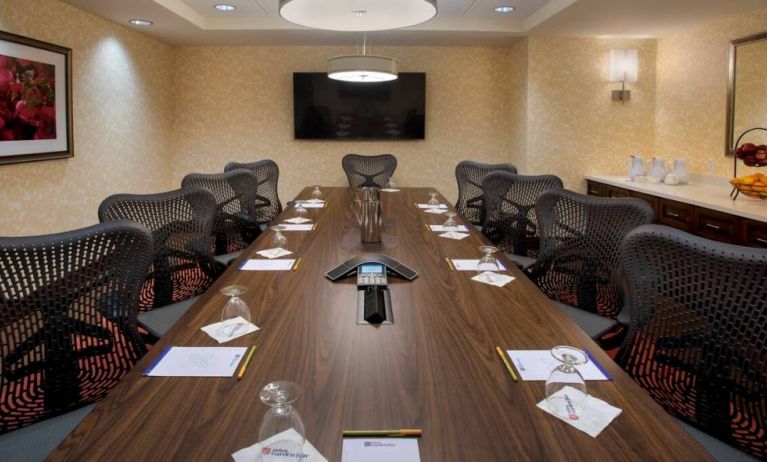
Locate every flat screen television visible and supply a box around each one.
[293,72,426,140]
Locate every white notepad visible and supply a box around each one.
[416,203,448,209]
[505,350,611,381]
[294,202,325,208]
[429,224,469,232]
[281,224,314,231]
[342,438,420,462]
[239,259,295,271]
[450,259,507,271]
[284,217,312,224]
[144,346,247,377]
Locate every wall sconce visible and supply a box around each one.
[609,49,638,104]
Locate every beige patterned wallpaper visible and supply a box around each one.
[0,0,174,236]
[169,45,517,204]
[655,8,767,177]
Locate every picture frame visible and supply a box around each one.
[0,30,73,165]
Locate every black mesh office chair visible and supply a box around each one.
[0,221,152,460]
[481,172,563,269]
[455,161,517,227]
[617,224,766,461]
[98,187,225,337]
[528,189,654,339]
[181,170,262,259]
[224,159,282,225]
[341,154,397,188]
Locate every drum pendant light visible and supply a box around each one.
[328,34,397,83]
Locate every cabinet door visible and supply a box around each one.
[658,198,694,231]
[586,181,607,197]
[607,185,631,198]
[694,208,739,244]
[742,219,767,248]
[629,191,659,219]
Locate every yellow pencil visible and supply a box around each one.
[236,346,257,381]
[424,223,431,232]
[495,346,519,382]
[292,257,303,272]
[445,257,455,271]
[312,224,317,230]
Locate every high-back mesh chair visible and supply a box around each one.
[0,221,152,434]
[455,161,518,227]
[224,159,282,225]
[341,154,397,188]
[481,172,563,268]
[181,170,261,256]
[528,189,654,338]
[617,225,767,460]
[98,187,225,337]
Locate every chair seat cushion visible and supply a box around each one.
[554,301,617,339]
[677,420,757,461]
[137,296,199,338]
[506,253,537,270]
[0,404,96,462]
[214,250,242,266]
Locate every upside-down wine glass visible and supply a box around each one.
[270,225,288,249]
[442,212,459,232]
[256,381,306,462]
[545,346,589,421]
[217,285,251,338]
[477,245,500,275]
[427,192,440,207]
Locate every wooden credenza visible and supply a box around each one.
[586,178,767,248]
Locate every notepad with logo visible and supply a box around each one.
[505,350,611,381]
[416,203,447,209]
[450,259,508,271]
[429,224,469,232]
[342,438,420,462]
[281,224,314,231]
[143,346,248,377]
[239,259,295,271]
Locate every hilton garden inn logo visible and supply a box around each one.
[260,447,309,459]
[364,441,396,448]
[564,393,580,421]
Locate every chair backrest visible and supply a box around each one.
[481,172,563,258]
[455,161,518,226]
[617,224,767,459]
[98,186,224,312]
[181,170,261,255]
[0,221,152,433]
[529,189,654,318]
[224,159,282,224]
[341,154,397,188]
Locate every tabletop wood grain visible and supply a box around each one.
[48,187,710,461]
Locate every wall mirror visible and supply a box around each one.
[727,31,767,155]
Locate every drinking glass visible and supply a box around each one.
[477,245,500,275]
[427,192,440,206]
[311,185,322,201]
[386,177,396,189]
[256,381,306,462]
[270,225,288,249]
[294,201,308,218]
[442,212,459,232]
[218,285,251,338]
[545,346,589,421]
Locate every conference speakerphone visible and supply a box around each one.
[326,255,418,325]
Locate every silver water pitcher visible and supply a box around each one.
[360,199,382,243]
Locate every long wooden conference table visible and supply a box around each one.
[49,187,709,461]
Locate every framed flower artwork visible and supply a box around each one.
[0,30,73,165]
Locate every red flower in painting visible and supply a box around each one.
[0,53,56,141]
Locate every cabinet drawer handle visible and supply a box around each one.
[705,223,722,231]
[757,238,767,245]
[667,211,680,218]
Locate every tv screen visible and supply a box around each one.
[293,72,426,140]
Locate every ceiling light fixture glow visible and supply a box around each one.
[328,55,398,83]
[493,6,516,14]
[214,4,237,11]
[279,0,437,32]
[129,19,154,26]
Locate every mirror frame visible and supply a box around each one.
[726,31,767,156]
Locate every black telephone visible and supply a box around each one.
[326,255,418,325]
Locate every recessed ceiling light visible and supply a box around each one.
[214,4,237,11]
[494,6,516,14]
[129,19,154,26]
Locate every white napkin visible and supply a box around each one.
[471,271,515,287]
[284,217,312,224]
[439,231,470,240]
[256,247,293,259]
[423,208,446,215]
[200,316,260,344]
[536,388,622,438]
[417,203,448,209]
[380,188,400,192]
[232,428,327,462]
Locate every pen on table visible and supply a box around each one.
[236,345,257,381]
[292,257,303,272]
[495,346,519,382]
[312,223,317,230]
[424,223,431,232]
[343,429,422,438]
[445,257,455,271]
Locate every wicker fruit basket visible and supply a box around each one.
[730,173,767,200]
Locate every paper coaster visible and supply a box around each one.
[471,271,515,287]
[201,317,260,344]
[256,247,293,259]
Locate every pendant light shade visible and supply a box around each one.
[279,0,437,32]
[328,55,398,82]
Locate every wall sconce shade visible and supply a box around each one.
[609,49,638,82]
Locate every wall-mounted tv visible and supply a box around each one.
[293,72,426,140]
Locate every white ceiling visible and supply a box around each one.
[60,0,767,46]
